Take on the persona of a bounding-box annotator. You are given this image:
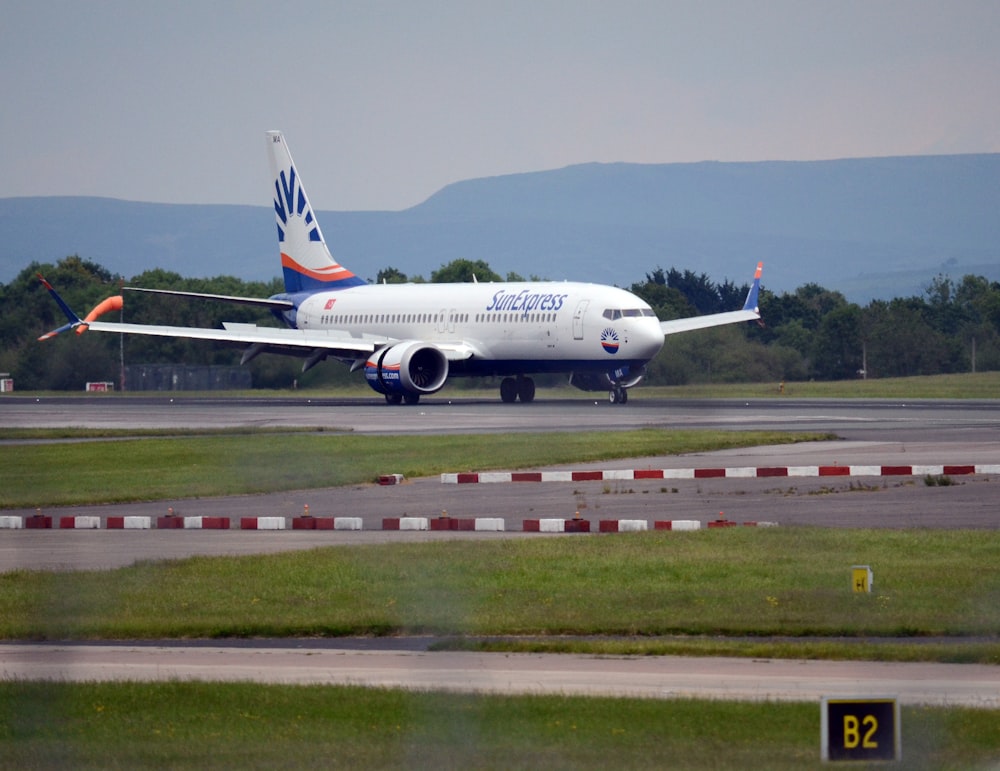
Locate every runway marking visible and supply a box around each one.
[442,464,1000,484]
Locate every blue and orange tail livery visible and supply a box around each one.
[266,131,366,294]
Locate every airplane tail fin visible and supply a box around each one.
[266,131,366,294]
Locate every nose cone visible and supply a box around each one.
[630,317,664,360]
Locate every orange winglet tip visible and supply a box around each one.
[75,295,123,334]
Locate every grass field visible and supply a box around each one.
[2,681,998,770]
[0,428,830,508]
[18,368,1000,401]
[639,370,1000,399]
[3,529,1000,767]
[4,529,999,665]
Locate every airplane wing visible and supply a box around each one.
[37,274,376,363]
[78,319,476,362]
[36,275,476,368]
[81,319,379,359]
[660,261,763,336]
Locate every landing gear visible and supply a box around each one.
[384,392,420,405]
[500,376,535,403]
[609,386,628,405]
[516,376,535,403]
[500,377,518,403]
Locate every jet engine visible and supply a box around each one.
[364,342,449,397]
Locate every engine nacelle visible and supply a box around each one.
[570,365,646,392]
[364,342,449,396]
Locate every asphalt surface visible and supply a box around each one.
[3,643,998,707]
[4,393,1000,440]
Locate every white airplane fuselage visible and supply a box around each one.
[291,281,665,377]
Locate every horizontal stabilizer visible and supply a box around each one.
[124,286,294,310]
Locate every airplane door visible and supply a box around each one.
[572,300,589,340]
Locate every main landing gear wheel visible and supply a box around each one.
[500,377,518,403]
[500,376,536,403]
[516,376,535,403]
[384,392,422,405]
[609,386,628,404]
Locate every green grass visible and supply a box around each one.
[636,370,1000,399]
[0,426,332,441]
[1,681,997,770]
[0,429,829,508]
[16,369,1000,401]
[4,529,999,664]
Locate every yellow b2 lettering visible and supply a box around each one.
[843,714,879,749]
[863,715,879,748]
[843,715,859,748]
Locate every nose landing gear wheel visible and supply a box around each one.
[609,386,628,404]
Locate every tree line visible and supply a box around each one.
[2,256,998,391]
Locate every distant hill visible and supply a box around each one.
[3,154,999,301]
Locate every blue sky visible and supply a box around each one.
[2,1,997,210]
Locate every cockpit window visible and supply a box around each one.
[603,308,655,320]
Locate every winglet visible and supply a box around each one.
[742,262,764,314]
[77,295,123,334]
[37,274,86,340]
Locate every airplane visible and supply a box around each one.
[38,130,763,405]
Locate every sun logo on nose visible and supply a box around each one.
[600,328,620,354]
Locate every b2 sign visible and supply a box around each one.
[821,697,900,762]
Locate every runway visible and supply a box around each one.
[2,643,998,708]
[4,393,1000,440]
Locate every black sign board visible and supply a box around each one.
[822,697,900,762]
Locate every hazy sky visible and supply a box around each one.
[2,1,998,210]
